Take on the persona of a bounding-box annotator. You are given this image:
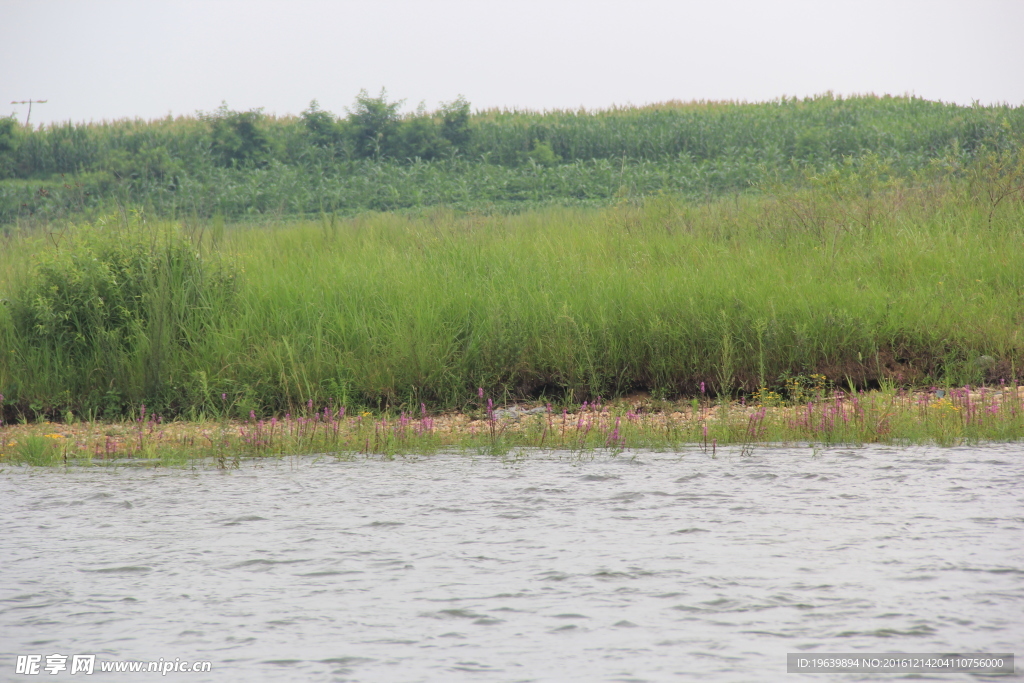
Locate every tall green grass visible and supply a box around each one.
[1,149,1022,421]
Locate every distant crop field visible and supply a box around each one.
[1,93,1022,224]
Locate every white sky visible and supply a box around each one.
[2,0,1023,126]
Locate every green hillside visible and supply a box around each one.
[2,92,1021,224]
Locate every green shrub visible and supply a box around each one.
[393,114,451,161]
[348,89,403,159]
[204,104,272,168]
[6,213,237,415]
[300,100,352,160]
[0,117,19,179]
[527,139,560,167]
[439,96,472,151]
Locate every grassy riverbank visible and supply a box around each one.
[2,385,1023,467]
[1,147,1023,421]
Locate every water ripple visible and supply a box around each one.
[1,445,1021,682]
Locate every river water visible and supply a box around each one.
[1,446,1021,682]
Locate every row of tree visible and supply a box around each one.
[213,91,473,167]
[0,91,483,180]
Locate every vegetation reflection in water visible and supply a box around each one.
[3,382,1024,467]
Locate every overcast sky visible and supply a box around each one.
[2,0,1023,126]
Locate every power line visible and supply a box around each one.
[10,99,48,127]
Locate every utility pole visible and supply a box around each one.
[10,99,47,127]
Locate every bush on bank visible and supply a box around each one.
[2,216,236,418]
